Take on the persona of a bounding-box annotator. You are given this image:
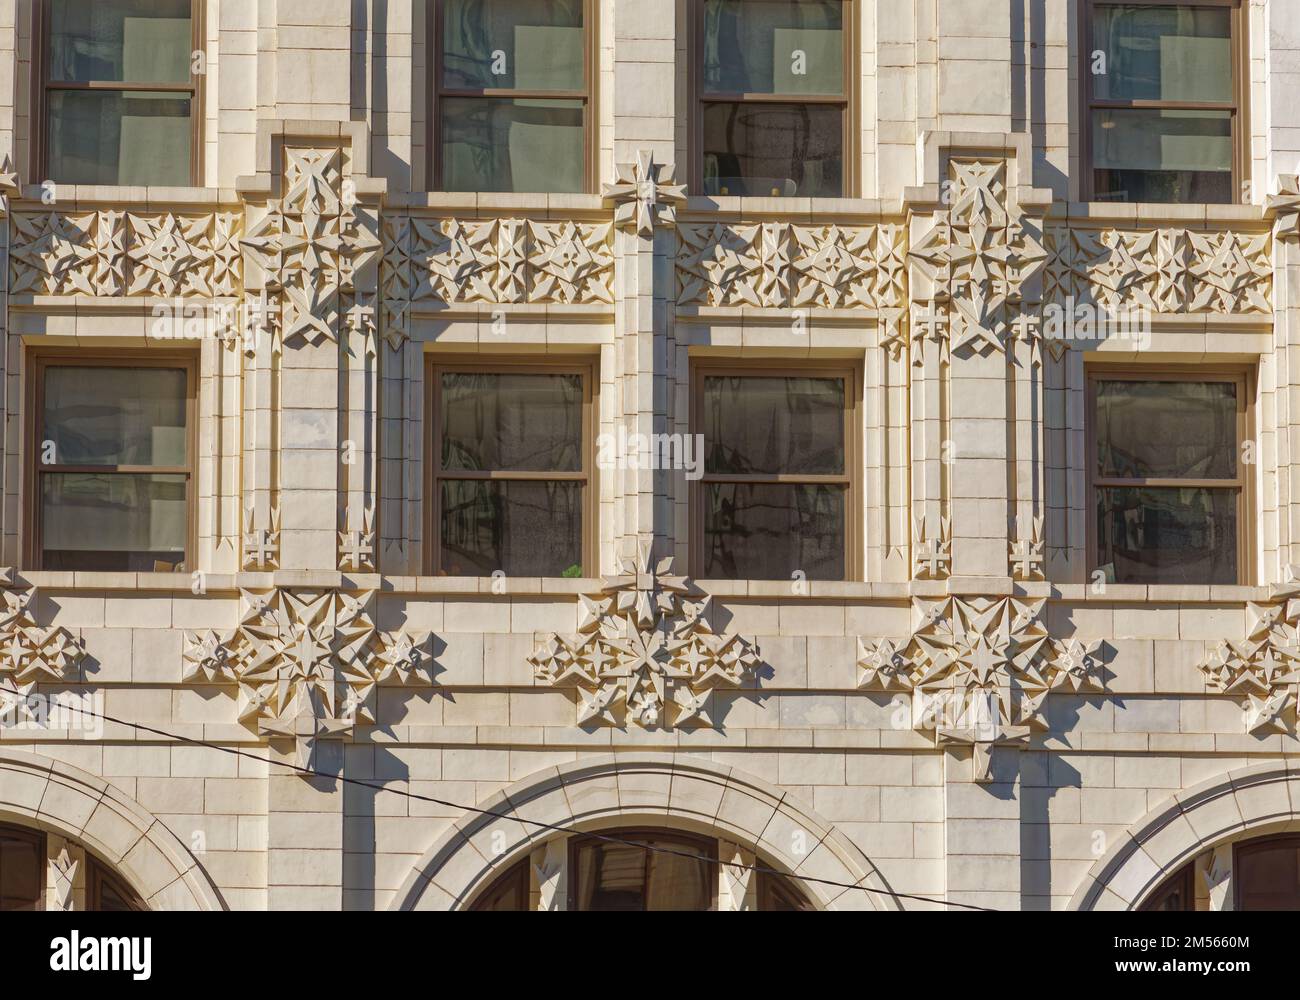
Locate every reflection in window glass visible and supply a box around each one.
[437,0,588,192]
[1091,108,1232,204]
[45,0,195,186]
[1095,486,1237,586]
[699,0,847,197]
[38,363,191,573]
[1235,836,1300,911]
[435,369,588,578]
[573,832,716,911]
[1086,3,1238,203]
[0,826,42,912]
[698,372,851,581]
[1095,379,1237,480]
[442,0,584,90]
[702,102,843,198]
[1092,4,1232,103]
[47,90,192,187]
[703,0,844,95]
[440,98,585,194]
[1091,375,1244,586]
[704,482,846,581]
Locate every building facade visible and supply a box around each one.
[0,0,1298,912]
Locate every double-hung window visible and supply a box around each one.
[39,0,200,186]
[693,363,857,581]
[1089,369,1249,585]
[1083,1,1244,203]
[695,0,850,197]
[31,355,194,573]
[429,361,593,578]
[433,0,591,193]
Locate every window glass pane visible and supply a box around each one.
[1093,4,1232,103]
[49,0,193,84]
[91,865,141,911]
[442,0,584,90]
[441,372,583,472]
[760,872,816,910]
[1091,108,1232,203]
[573,836,713,911]
[702,101,842,197]
[44,366,188,467]
[1096,379,1237,480]
[0,831,41,911]
[1236,840,1300,911]
[440,480,582,577]
[703,0,844,95]
[469,863,529,911]
[441,97,584,193]
[47,90,192,186]
[42,473,188,572]
[704,482,846,580]
[1095,486,1237,585]
[704,375,844,476]
[644,849,715,910]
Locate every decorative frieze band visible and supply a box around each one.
[381,215,615,315]
[676,220,907,311]
[1043,225,1272,316]
[10,209,243,299]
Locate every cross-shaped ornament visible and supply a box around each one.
[1010,538,1044,580]
[937,720,1032,782]
[244,528,277,570]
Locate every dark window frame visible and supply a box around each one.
[690,357,861,582]
[1085,365,1253,587]
[0,822,46,911]
[467,857,531,910]
[25,349,199,573]
[1079,0,1248,203]
[1137,858,1196,910]
[1233,833,1300,911]
[424,356,597,579]
[88,856,147,911]
[427,0,596,193]
[33,0,206,186]
[689,0,857,197]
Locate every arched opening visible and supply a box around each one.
[1140,833,1300,912]
[467,825,816,912]
[395,755,897,911]
[0,821,147,912]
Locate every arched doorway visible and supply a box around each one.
[0,821,146,911]
[467,826,817,911]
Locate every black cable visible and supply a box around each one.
[0,683,997,912]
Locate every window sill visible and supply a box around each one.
[15,183,235,211]
[7,572,1276,604]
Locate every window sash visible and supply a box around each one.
[1086,368,1250,585]
[430,0,593,191]
[426,360,594,577]
[1081,0,1244,201]
[28,353,196,573]
[36,0,203,185]
[692,0,853,195]
[691,362,858,580]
